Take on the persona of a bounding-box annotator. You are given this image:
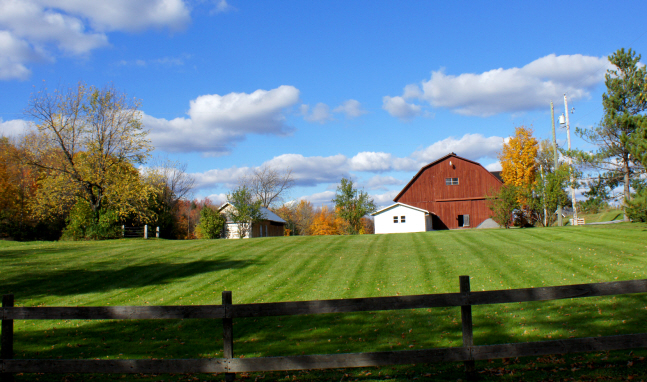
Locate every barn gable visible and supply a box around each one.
[393,153,502,230]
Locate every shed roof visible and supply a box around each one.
[218,203,287,224]
[371,202,430,216]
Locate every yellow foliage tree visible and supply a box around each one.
[498,126,539,199]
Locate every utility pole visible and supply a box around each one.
[541,165,547,226]
[551,101,563,226]
[564,94,577,221]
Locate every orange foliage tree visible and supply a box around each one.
[309,206,348,235]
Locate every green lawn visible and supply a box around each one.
[2,223,647,381]
[577,208,625,223]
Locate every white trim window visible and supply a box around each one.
[393,216,399,223]
[400,216,406,223]
[445,177,459,185]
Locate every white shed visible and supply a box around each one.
[371,203,432,234]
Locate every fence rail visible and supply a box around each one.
[2,277,647,381]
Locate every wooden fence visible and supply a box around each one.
[2,276,647,382]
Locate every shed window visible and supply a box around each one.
[393,216,399,223]
[445,177,459,185]
[400,216,406,223]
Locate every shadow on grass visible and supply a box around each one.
[1,259,260,299]
[0,244,90,260]
[13,294,647,361]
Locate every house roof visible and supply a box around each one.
[393,152,503,202]
[371,202,430,216]
[218,203,287,224]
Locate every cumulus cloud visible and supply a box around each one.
[411,133,504,163]
[364,175,404,191]
[264,154,350,186]
[382,96,421,121]
[0,118,31,136]
[146,85,300,156]
[0,0,191,80]
[301,103,333,124]
[485,161,502,172]
[371,190,400,208]
[206,193,228,205]
[333,99,367,119]
[298,190,336,207]
[189,133,504,192]
[416,54,610,116]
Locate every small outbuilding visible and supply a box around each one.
[371,202,433,234]
[218,203,286,239]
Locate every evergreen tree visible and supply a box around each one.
[573,48,647,221]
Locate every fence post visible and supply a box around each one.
[144,225,148,239]
[222,291,235,381]
[156,226,160,238]
[460,276,476,380]
[2,294,15,382]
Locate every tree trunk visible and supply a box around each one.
[623,157,630,222]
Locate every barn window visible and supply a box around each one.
[445,177,459,185]
[458,214,470,227]
[393,216,399,223]
[401,216,406,223]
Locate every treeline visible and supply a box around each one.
[0,83,195,241]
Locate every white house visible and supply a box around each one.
[371,203,433,234]
[218,203,286,239]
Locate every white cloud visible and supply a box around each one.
[411,133,504,163]
[146,85,300,156]
[298,190,336,207]
[485,161,502,172]
[189,133,505,191]
[333,99,367,118]
[206,193,228,205]
[349,152,393,172]
[301,103,333,124]
[382,96,421,121]
[211,0,235,14]
[402,84,422,99]
[364,175,403,190]
[0,118,30,136]
[371,190,400,208]
[0,0,190,80]
[265,154,349,186]
[417,54,610,116]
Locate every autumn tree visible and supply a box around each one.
[310,206,347,235]
[497,126,539,225]
[572,48,646,221]
[226,186,263,239]
[240,165,294,208]
[24,82,153,229]
[531,140,571,226]
[332,177,376,234]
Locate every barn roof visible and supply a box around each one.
[393,152,503,202]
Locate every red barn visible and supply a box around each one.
[393,153,503,230]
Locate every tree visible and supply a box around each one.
[531,140,571,226]
[226,186,263,239]
[332,177,376,234]
[579,175,611,214]
[309,206,348,235]
[24,82,152,226]
[573,48,647,222]
[144,157,195,237]
[240,165,294,208]
[499,126,539,193]
[196,205,226,239]
[486,184,518,229]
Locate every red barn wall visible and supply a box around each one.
[394,155,502,229]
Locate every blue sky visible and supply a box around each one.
[2,0,646,206]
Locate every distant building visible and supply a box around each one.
[371,203,432,234]
[218,203,286,239]
[374,153,503,233]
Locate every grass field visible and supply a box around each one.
[2,223,647,381]
[577,208,625,223]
